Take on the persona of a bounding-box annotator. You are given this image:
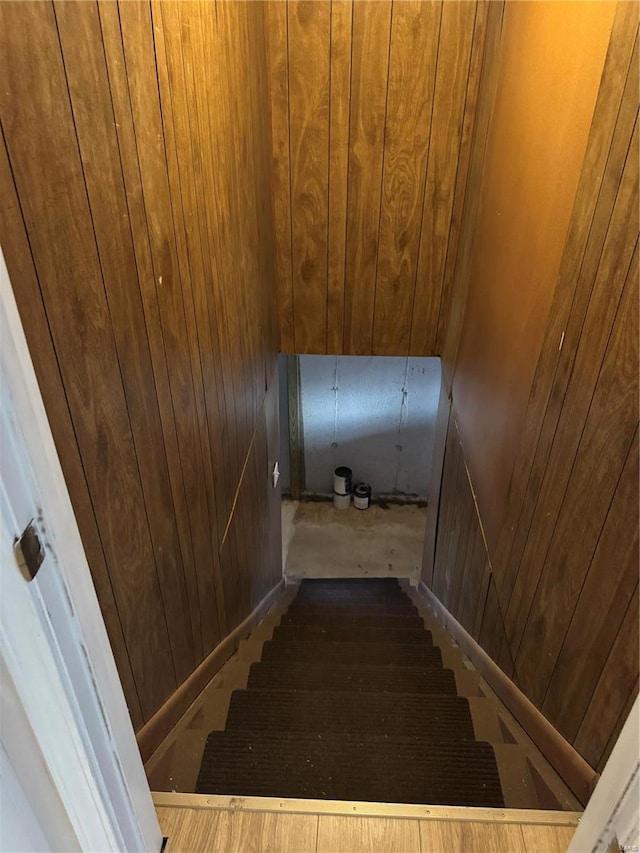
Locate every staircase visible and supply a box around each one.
[195,578,536,807]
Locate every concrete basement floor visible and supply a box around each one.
[282,499,427,583]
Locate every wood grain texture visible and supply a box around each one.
[326,0,353,354]
[518,825,576,853]
[54,0,196,686]
[343,0,392,354]
[421,821,527,852]
[574,588,639,769]
[453,0,618,552]
[434,0,490,358]
[0,0,177,718]
[420,379,450,589]
[1,0,279,728]
[542,428,639,741]
[514,252,639,703]
[152,0,229,638]
[0,138,144,730]
[372,0,440,356]
[491,7,639,612]
[431,418,488,645]
[288,1,330,353]
[269,0,490,356]
[265,0,294,352]
[424,1,638,781]
[98,0,205,666]
[438,0,504,392]
[410,0,476,356]
[501,121,639,655]
[420,819,575,852]
[157,803,576,853]
[318,815,421,853]
[158,807,318,853]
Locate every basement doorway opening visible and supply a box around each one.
[278,353,442,584]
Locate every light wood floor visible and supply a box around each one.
[157,806,576,852]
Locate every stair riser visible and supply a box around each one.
[247,662,458,695]
[272,626,434,644]
[260,641,443,667]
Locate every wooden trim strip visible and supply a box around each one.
[136,579,285,762]
[417,581,598,806]
[151,792,581,827]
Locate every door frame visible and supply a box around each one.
[0,248,161,852]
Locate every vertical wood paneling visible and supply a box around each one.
[426,0,638,780]
[503,123,639,657]
[372,0,440,356]
[153,0,229,553]
[0,139,144,730]
[514,257,639,703]
[116,0,222,658]
[542,428,639,741]
[574,588,639,769]
[491,6,639,611]
[410,1,477,356]
[267,0,489,356]
[265,1,294,352]
[343,0,392,354]
[196,0,245,496]
[326,0,352,354]
[434,1,490,357]
[452,1,618,551]
[54,0,196,686]
[288,1,330,353]
[0,0,279,729]
[0,0,177,718]
[432,419,492,646]
[97,0,204,666]
[439,0,504,391]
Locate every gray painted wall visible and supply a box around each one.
[297,355,441,499]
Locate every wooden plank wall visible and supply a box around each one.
[266,0,491,356]
[0,0,281,730]
[428,2,639,776]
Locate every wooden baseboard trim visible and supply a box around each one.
[417,581,597,806]
[152,792,581,826]
[137,579,285,762]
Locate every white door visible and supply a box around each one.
[0,249,162,852]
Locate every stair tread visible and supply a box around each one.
[195,579,510,809]
[196,730,504,807]
[225,688,476,739]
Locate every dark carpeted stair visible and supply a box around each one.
[196,731,504,806]
[272,624,433,644]
[280,612,425,629]
[225,689,477,739]
[261,639,442,667]
[247,661,458,694]
[196,577,505,807]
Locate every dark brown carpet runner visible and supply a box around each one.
[196,578,505,807]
